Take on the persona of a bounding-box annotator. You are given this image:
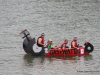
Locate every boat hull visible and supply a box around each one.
[46,47,90,56]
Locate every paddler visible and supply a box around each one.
[60,39,69,49]
[71,37,79,49]
[46,39,59,49]
[37,33,45,47]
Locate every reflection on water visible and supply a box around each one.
[23,54,94,75]
[23,54,45,66]
[84,55,93,61]
[23,54,93,66]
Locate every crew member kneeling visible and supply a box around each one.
[37,33,45,47]
[47,39,59,49]
[71,37,79,49]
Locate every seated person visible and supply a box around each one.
[71,37,79,49]
[46,39,59,49]
[37,33,45,47]
[60,39,69,49]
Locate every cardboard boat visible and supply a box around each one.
[19,29,94,56]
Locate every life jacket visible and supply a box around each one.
[46,42,53,48]
[37,36,44,47]
[71,40,78,48]
[60,42,67,49]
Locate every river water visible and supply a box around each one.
[0,0,100,75]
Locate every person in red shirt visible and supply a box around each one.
[71,37,79,49]
[60,39,69,49]
[37,33,45,47]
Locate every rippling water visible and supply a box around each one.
[0,0,100,75]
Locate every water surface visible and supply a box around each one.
[0,0,100,75]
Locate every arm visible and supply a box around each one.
[38,38,45,46]
[52,45,59,49]
[65,44,69,48]
[77,43,79,47]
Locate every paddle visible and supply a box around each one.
[49,43,51,51]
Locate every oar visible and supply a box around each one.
[49,43,51,51]
[77,48,79,56]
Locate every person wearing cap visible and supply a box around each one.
[71,37,79,49]
[46,39,59,49]
[60,39,69,49]
[37,33,45,47]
